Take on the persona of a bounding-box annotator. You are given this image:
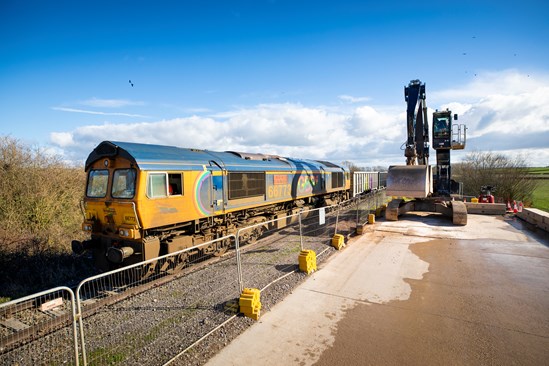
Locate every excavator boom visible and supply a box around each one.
[387,80,432,198]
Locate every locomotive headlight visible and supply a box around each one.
[118,226,135,239]
[82,221,94,232]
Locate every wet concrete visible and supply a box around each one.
[207,213,549,366]
[315,237,549,365]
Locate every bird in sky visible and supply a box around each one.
[129,80,134,87]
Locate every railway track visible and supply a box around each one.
[0,250,238,355]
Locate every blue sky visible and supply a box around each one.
[1,0,548,167]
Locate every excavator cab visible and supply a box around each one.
[432,110,466,151]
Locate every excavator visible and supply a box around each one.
[385,79,468,225]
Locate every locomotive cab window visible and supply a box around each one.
[147,173,168,198]
[168,173,183,195]
[86,169,109,198]
[147,172,183,198]
[112,168,136,199]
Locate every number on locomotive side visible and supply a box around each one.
[268,184,291,198]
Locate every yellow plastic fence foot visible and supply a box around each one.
[298,250,317,274]
[239,288,261,320]
[332,234,345,250]
[368,213,376,224]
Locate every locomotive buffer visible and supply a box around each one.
[385,79,468,225]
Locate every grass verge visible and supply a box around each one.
[531,179,549,212]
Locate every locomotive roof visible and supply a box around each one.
[86,141,347,173]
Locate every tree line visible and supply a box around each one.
[453,150,538,204]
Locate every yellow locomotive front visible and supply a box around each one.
[73,155,145,271]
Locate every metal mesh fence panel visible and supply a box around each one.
[355,189,388,225]
[298,206,340,257]
[0,287,78,365]
[235,204,349,293]
[333,202,359,239]
[76,236,240,366]
[236,214,304,292]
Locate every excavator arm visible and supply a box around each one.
[404,79,430,166]
[387,80,433,198]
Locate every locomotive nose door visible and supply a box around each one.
[209,160,225,213]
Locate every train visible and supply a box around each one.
[72,141,351,272]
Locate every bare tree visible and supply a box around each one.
[341,160,365,173]
[453,150,537,204]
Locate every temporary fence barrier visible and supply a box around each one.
[75,235,238,366]
[235,189,388,294]
[234,205,339,293]
[2,189,387,365]
[0,286,78,365]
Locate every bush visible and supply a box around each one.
[0,136,92,298]
[0,136,86,253]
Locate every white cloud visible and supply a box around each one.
[338,95,371,103]
[431,69,549,102]
[50,70,549,168]
[79,98,145,108]
[50,132,74,147]
[51,107,150,118]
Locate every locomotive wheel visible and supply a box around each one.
[244,218,267,245]
[251,226,265,243]
[141,262,157,279]
[213,240,229,257]
[168,252,189,273]
[125,262,156,283]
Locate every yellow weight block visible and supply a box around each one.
[239,288,262,320]
[298,250,317,274]
[247,310,260,321]
[239,297,255,308]
[332,234,345,250]
[240,303,261,315]
[368,213,375,224]
[242,288,260,297]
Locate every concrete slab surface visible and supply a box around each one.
[207,213,549,366]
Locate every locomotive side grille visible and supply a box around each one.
[332,172,344,189]
[228,172,266,199]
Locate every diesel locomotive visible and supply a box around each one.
[72,141,350,272]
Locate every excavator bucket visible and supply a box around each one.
[386,165,433,198]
